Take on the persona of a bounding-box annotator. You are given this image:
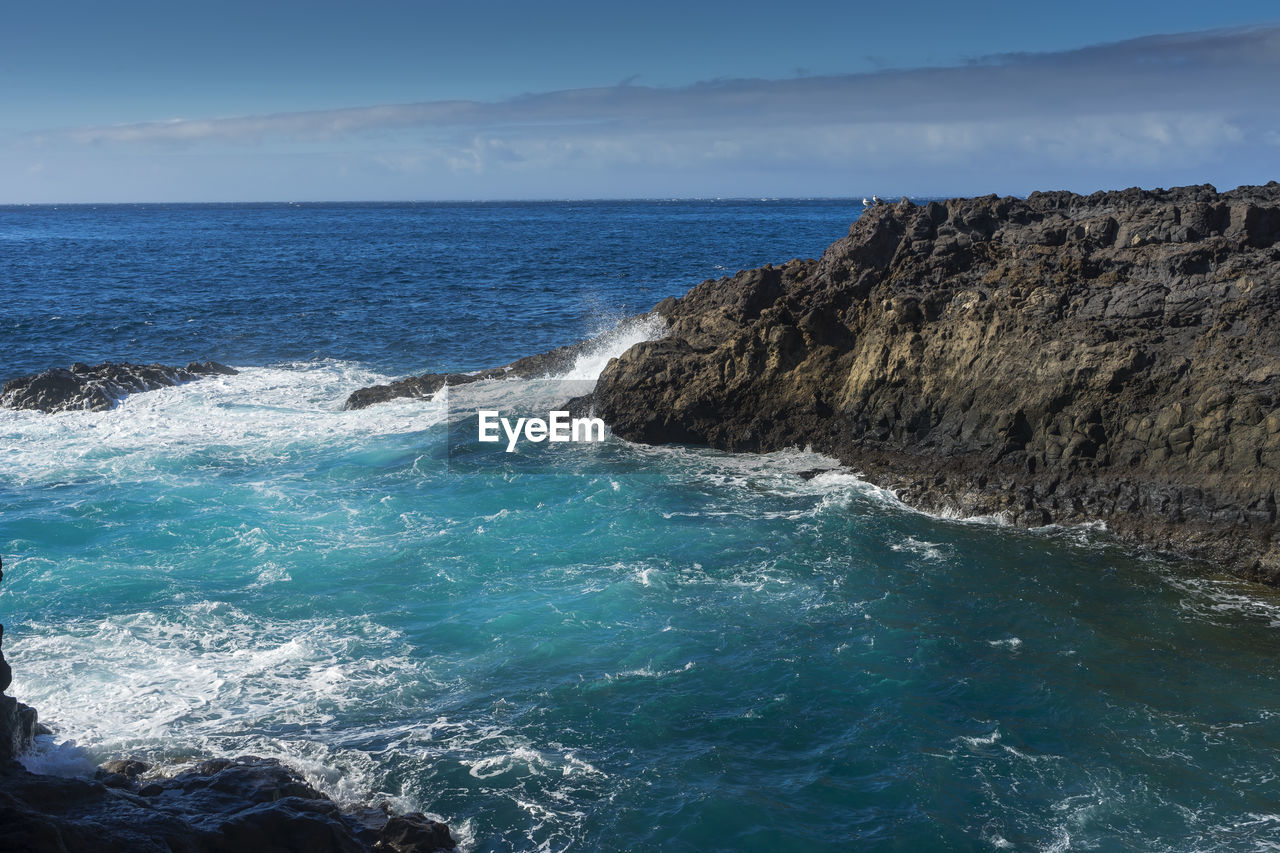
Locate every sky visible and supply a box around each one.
[2,0,1278,202]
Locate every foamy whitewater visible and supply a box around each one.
[4,201,1280,851]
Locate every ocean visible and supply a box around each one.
[3,200,1280,851]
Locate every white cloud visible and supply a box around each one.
[10,26,1279,200]
[41,26,1280,151]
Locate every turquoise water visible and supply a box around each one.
[3,203,1280,851]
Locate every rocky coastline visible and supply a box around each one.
[350,183,1280,583]
[5,181,1278,844]
[593,183,1280,582]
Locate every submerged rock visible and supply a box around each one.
[587,183,1280,582]
[1,361,239,413]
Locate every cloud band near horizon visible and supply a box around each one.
[10,25,1280,201]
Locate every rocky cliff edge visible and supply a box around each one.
[594,184,1280,582]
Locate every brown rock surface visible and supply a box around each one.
[593,184,1280,582]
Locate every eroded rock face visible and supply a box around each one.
[1,361,238,413]
[593,183,1280,582]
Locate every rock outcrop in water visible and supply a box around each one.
[1,361,238,414]
[344,342,592,410]
[0,756,456,853]
[0,559,457,853]
[588,184,1280,583]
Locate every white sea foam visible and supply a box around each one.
[930,504,1013,526]
[1164,574,1280,628]
[1041,827,1073,853]
[961,728,1002,748]
[431,314,666,437]
[891,537,946,561]
[0,360,448,487]
[465,746,549,779]
[606,661,696,681]
[555,313,667,382]
[631,444,901,509]
[8,601,435,804]
[13,604,423,738]
[18,735,99,778]
[10,594,616,844]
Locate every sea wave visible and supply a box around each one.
[555,313,667,382]
[0,360,449,487]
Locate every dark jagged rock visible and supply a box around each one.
[1,361,239,414]
[0,558,456,852]
[0,691,38,768]
[0,559,40,767]
[0,757,456,853]
[344,371,485,411]
[344,341,593,410]
[591,183,1280,583]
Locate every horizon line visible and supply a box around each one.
[0,195,886,207]
[2,182,1263,208]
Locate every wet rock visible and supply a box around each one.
[1,361,239,413]
[373,813,457,852]
[588,183,1280,583]
[343,372,483,410]
[343,339,595,410]
[0,560,39,766]
[0,694,38,765]
[98,759,150,779]
[0,756,458,852]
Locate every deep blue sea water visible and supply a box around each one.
[3,201,1280,852]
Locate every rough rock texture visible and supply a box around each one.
[0,560,41,766]
[0,757,456,853]
[0,684,40,768]
[344,341,592,409]
[0,560,456,852]
[1,361,238,413]
[593,184,1280,583]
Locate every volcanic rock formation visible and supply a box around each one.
[592,184,1280,582]
[1,361,238,413]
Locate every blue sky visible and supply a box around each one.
[3,0,1278,201]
